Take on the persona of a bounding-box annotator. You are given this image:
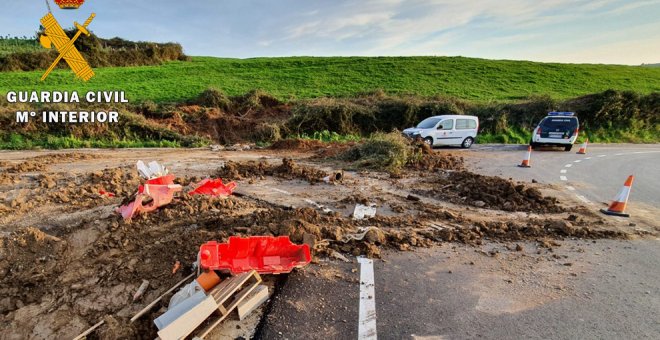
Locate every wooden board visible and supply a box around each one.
[195,270,262,338]
[156,293,218,340]
[237,285,269,320]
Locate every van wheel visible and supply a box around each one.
[424,137,434,147]
[461,137,474,149]
[564,145,573,152]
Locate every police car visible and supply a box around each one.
[530,112,580,151]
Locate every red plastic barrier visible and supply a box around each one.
[117,184,182,220]
[145,174,176,186]
[188,178,237,197]
[199,236,311,274]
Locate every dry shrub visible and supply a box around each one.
[341,132,410,172]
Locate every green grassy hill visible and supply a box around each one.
[1,56,659,103]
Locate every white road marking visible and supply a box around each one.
[574,160,582,163]
[576,194,591,204]
[271,187,292,195]
[304,199,333,213]
[560,169,567,174]
[566,186,576,191]
[615,153,624,156]
[358,257,377,340]
[585,157,592,160]
[560,176,568,181]
[565,164,572,168]
[597,155,607,157]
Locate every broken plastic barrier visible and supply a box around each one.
[199,236,311,274]
[117,183,182,220]
[137,160,168,179]
[188,178,237,197]
[117,171,182,220]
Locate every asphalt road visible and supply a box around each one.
[257,143,660,340]
[462,144,660,227]
[374,239,660,340]
[259,239,660,340]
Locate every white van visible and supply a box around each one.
[403,115,479,148]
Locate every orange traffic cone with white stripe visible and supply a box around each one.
[600,175,634,217]
[518,145,532,168]
[577,139,588,154]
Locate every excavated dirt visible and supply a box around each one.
[271,139,357,158]
[406,151,465,172]
[217,158,329,183]
[0,149,632,339]
[415,171,564,213]
[2,153,100,173]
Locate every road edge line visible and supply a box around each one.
[358,257,377,340]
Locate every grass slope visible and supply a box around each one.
[1,56,659,103]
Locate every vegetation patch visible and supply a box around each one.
[2,56,660,103]
[0,34,187,72]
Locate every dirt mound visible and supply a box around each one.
[416,171,564,213]
[0,227,68,313]
[2,153,100,174]
[271,139,328,150]
[407,152,465,172]
[271,139,357,158]
[217,158,329,183]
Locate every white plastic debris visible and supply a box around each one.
[353,204,377,220]
[136,160,169,179]
[168,280,204,309]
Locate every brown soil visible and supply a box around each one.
[271,139,357,159]
[0,149,630,338]
[407,151,465,172]
[217,158,329,184]
[415,171,564,213]
[3,153,100,173]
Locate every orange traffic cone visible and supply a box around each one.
[577,139,588,154]
[518,145,532,168]
[600,175,634,217]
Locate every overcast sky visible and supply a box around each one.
[3,0,659,65]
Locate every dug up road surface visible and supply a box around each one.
[0,143,657,339]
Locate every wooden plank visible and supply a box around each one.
[208,271,257,305]
[196,271,262,338]
[225,281,259,312]
[156,294,218,340]
[197,282,259,338]
[237,285,269,320]
[72,319,105,340]
[130,273,195,323]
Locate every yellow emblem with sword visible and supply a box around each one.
[39,12,96,81]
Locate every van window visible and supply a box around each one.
[439,119,454,130]
[456,119,476,130]
[417,117,442,129]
